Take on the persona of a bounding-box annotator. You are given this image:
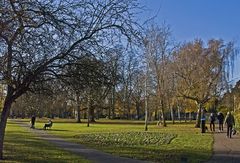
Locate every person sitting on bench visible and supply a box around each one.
[43,119,53,130]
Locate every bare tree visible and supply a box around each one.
[143,24,174,127]
[132,70,145,120]
[120,49,140,119]
[106,47,123,119]
[0,0,141,159]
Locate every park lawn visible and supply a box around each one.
[3,121,90,163]
[33,119,213,163]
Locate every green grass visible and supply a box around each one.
[74,132,176,146]
[32,119,213,163]
[3,121,90,163]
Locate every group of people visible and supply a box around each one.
[208,111,235,138]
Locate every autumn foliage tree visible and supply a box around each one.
[173,39,236,127]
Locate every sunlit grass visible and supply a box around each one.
[3,121,90,163]
[31,119,213,163]
[74,132,176,146]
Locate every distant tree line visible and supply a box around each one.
[10,27,237,129]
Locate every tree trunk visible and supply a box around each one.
[127,102,130,120]
[111,85,115,119]
[108,106,111,119]
[184,111,187,123]
[177,105,181,123]
[90,106,95,122]
[144,76,148,131]
[96,108,100,120]
[195,105,202,128]
[170,105,175,124]
[87,96,90,127]
[155,109,158,121]
[123,86,126,119]
[160,99,166,127]
[189,112,192,122]
[0,104,11,160]
[0,92,14,160]
[76,105,81,123]
[87,105,90,127]
[76,95,81,123]
[144,100,148,131]
[136,102,140,120]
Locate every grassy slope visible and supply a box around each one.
[3,121,90,163]
[33,119,213,163]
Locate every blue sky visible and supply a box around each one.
[139,0,240,83]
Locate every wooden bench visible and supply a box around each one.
[43,121,53,130]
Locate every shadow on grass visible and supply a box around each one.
[31,128,68,132]
[4,123,88,163]
[92,145,211,163]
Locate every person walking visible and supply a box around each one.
[224,111,235,138]
[31,115,36,129]
[217,112,224,132]
[209,113,215,132]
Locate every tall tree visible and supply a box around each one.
[173,39,236,127]
[121,49,139,119]
[106,47,123,119]
[132,70,145,120]
[0,0,140,159]
[143,24,174,127]
[63,55,111,122]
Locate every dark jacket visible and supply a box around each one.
[209,115,215,123]
[217,113,224,123]
[31,116,36,123]
[224,114,235,126]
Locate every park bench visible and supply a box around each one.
[43,120,53,130]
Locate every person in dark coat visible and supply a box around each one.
[224,111,235,138]
[217,112,224,132]
[209,113,215,132]
[31,115,36,129]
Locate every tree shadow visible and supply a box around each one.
[34,128,69,132]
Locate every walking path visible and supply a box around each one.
[13,120,150,163]
[12,120,240,163]
[206,129,240,163]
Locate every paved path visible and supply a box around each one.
[13,120,150,163]
[13,120,240,163]
[206,129,240,163]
